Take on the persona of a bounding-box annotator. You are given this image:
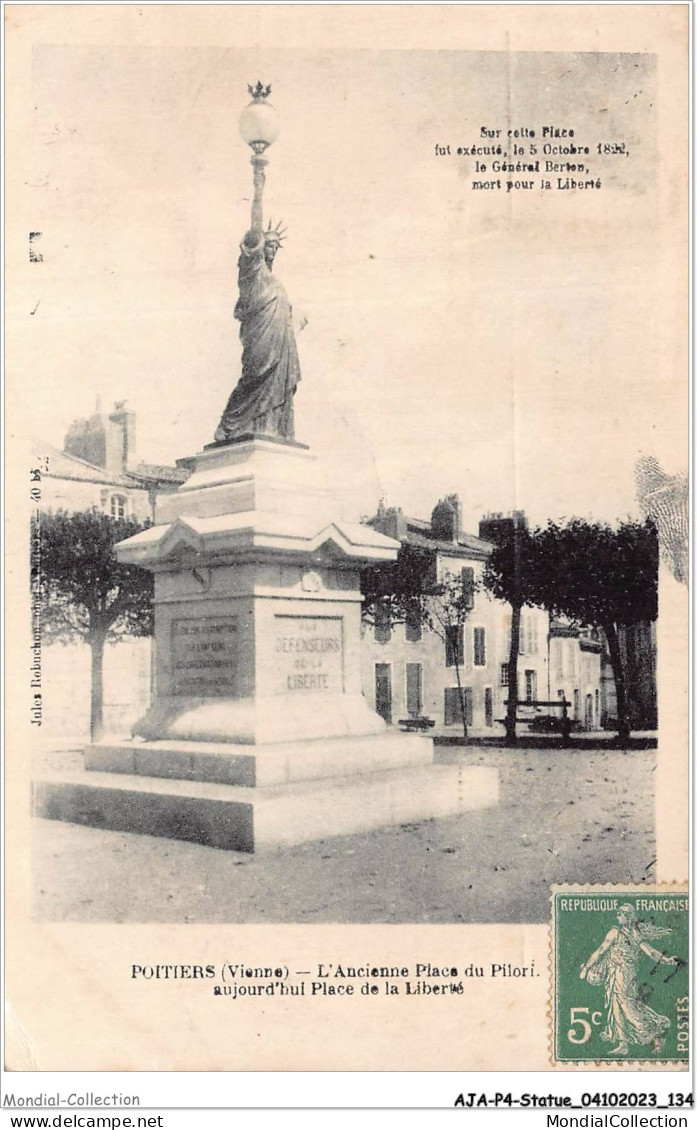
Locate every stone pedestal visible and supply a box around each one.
[114,437,400,746]
[33,438,498,852]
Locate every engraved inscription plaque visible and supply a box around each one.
[171,616,238,697]
[274,616,343,694]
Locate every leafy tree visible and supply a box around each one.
[33,508,154,741]
[482,523,541,746]
[362,547,475,737]
[422,569,476,739]
[529,518,658,744]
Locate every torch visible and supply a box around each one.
[239,82,279,231]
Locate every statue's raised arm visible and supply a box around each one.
[249,152,265,236]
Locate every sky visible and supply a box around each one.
[9,41,685,533]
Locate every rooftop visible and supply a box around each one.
[366,497,493,561]
[129,462,190,486]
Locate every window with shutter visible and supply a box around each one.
[405,604,422,643]
[110,493,127,520]
[406,663,423,717]
[445,625,464,667]
[374,605,392,644]
[461,566,475,610]
[484,687,494,727]
[525,669,537,703]
[444,687,472,726]
[375,664,392,723]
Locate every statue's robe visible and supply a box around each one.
[215,232,301,442]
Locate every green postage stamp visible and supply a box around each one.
[551,885,689,1066]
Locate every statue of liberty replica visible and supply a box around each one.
[215,83,302,443]
[37,80,500,856]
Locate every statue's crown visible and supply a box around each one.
[248,81,272,101]
[264,219,288,246]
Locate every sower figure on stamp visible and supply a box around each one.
[579,904,678,1056]
[215,87,305,443]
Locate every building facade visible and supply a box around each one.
[549,623,604,730]
[33,410,617,743]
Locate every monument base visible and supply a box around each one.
[129,693,387,745]
[33,754,498,853]
[83,731,432,786]
[32,437,499,854]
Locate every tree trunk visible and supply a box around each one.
[88,628,107,742]
[605,621,630,745]
[454,658,468,740]
[505,603,522,747]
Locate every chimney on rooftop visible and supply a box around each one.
[106,401,137,475]
[369,503,407,541]
[64,408,106,468]
[431,495,462,542]
[478,509,528,545]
